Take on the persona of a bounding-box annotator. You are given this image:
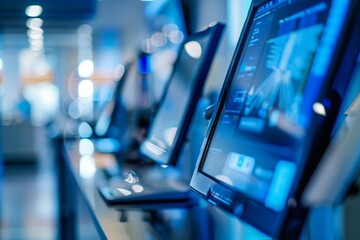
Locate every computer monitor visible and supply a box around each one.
[190,0,359,238]
[99,22,225,204]
[139,22,224,166]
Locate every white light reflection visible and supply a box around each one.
[32,50,44,57]
[78,122,93,138]
[30,44,44,52]
[77,25,93,62]
[79,156,96,179]
[77,24,92,35]
[116,188,132,196]
[27,28,44,40]
[161,165,169,169]
[151,32,167,47]
[78,59,94,78]
[79,138,94,156]
[68,101,80,119]
[132,184,144,193]
[0,58,3,71]
[215,175,234,186]
[34,61,50,76]
[168,30,184,44]
[185,41,202,59]
[163,23,179,37]
[77,99,93,117]
[123,171,139,184]
[144,141,166,156]
[209,21,217,27]
[29,38,43,46]
[78,79,94,98]
[26,18,43,29]
[164,127,177,146]
[269,110,280,127]
[25,5,43,17]
[313,102,327,116]
[113,64,125,79]
[141,38,156,53]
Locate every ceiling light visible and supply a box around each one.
[79,156,96,179]
[78,79,94,98]
[27,29,44,40]
[30,44,44,52]
[29,38,44,46]
[25,5,43,17]
[79,138,94,156]
[78,60,94,78]
[26,18,43,29]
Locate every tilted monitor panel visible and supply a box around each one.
[190,0,359,238]
[94,62,132,139]
[140,22,224,166]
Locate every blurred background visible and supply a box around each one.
[0,0,253,239]
[0,0,252,128]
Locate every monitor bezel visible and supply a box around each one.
[94,61,132,138]
[139,22,225,166]
[190,0,359,238]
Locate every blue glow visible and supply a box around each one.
[322,98,332,108]
[78,122,93,138]
[94,138,120,153]
[265,161,296,211]
[138,55,152,74]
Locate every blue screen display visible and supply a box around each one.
[201,0,349,211]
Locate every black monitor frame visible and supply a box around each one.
[302,48,360,206]
[94,62,132,138]
[190,0,360,239]
[139,22,225,166]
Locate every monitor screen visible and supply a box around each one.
[190,0,358,238]
[140,22,224,166]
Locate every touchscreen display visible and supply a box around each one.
[201,0,336,211]
[141,34,211,164]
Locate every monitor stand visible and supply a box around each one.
[98,163,196,205]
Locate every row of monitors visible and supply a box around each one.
[96,0,360,238]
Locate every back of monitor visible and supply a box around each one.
[303,93,360,205]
